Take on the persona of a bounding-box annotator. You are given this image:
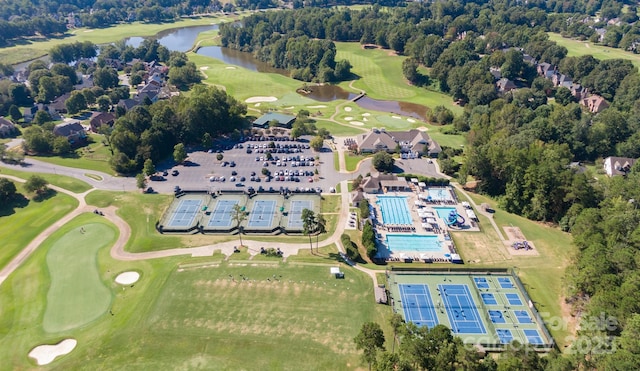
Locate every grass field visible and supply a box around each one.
[548,32,640,69]
[43,222,116,333]
[28,135,115,176]
[0,182,78,270]
[0,167,91,193]
[344,153,366,172]
[0,15,242,65]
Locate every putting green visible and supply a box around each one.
[43,222,116,333]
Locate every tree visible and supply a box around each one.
[354,322,385,371]
[315,213,326,252]
[96,95,111,112]
[143,159,156,177]
[216,153,224,161]
[372,152,395,173]
[310,135,324,152]
[173,143,187,164]
[93,67,120,90]
[231,204,247,247]
[24,175,48,195]
[0,178,17,203]
[302,208,316,253]
[34,110,52,125]
[65,91,87,114]
[136,173,147,191]
[53,136,71,155]
[8,105,22,123]
[389,313,404,353]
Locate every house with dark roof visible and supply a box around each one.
[49,92,71,114]
[536,62,554,78]
[581,95,609,113]
[496,78,517,94]
[253,112,297,128]
[351,190,366,207]
[0,117,16,137]
[552,73,572,88]
[604,156,637,177]
[356,128,441,157]
[89,111,116,132]
[118,98,141,111]
[54,121,86,144]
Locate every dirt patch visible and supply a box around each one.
[503,227,539,256]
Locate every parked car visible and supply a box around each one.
[171,170,179,176]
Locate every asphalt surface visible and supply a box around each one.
[2,136,443,194]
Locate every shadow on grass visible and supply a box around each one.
[32,188,57,202]
[0,194,29,217]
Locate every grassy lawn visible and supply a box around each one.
[320,195,341,214]
[0,183,78,270]
[27,135,115,176]
[548,32,640,69]
[43,221,116,333]
[0,167,91,193]
[0,15,242,65]
[344,153,366,172]
[424,124,466,148]
[335,42,462,114]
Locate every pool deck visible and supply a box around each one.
[368,186,480,263]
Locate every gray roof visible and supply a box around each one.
[53,121,84,137]
[357,129,440,155]
[253,112,296,128]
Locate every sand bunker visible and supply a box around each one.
[199,66,209,71]
[392,115,401,119]
[407,118,416,123]
[417,126,429,131]
[84,30,94,33]
[254,103,261,107]
[284,106,295,110]
[307,105,327,108]
[362,112,371,117]
[245,96,277,103]
[344,107,353,112]
[115,271,140,285]
[363,118,368,122]
[225,66,237,70]
[350,121,365,126]
[29,339,77,365]
[344,116,353,121]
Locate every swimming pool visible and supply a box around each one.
[427,187,453,202]
[386,234,443,252]
[434,207,457,221]
[377,196,413,225]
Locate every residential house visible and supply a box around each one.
[53,121,86,144]
[23,104,51,123]
[118,98,141,111]
[89,111,116,132]
[253,112,297,128]
[536,62,554,78]
[74,74,94,90]
[0,117,16,137]
[552,73,572,88]
[49,92,71,114]
[496,78,517,94]
[603,156,637,177]
[581,95,609,113]
[489,67,502,80]
[103,58,124,70]
[570,84,588,100]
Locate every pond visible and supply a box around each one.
[125,24,220,52]
[196,46,288,75]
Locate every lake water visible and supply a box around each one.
[196,46,288,74]
[125,24,219,52]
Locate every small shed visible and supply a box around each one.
[330,267,344,279]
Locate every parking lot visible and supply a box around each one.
[149,135,347,194]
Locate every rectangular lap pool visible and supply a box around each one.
[386,234,443,253]
[377,196,413,225]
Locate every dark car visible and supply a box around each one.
[174,186,181,192]
[231,170,238,176]
[171,170,179,176]
[240,176,246,182]
[145,187,154,193]
[229,161,236,167]
[162,170,169,176]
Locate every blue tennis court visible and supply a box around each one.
[514,310,532,324]
[524,329,544,344]
[496,329,513,344]
[498,277,514,289]
[481,293,497,305]
[248,200,276,227]
[167,199,202,227]
[399,284,439,329]
[505,293,523,305]
[439,284,486,334]
[288,200,313,228]
[474,277,490,289]
[489,310,506,323]
[207,199,239,227]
